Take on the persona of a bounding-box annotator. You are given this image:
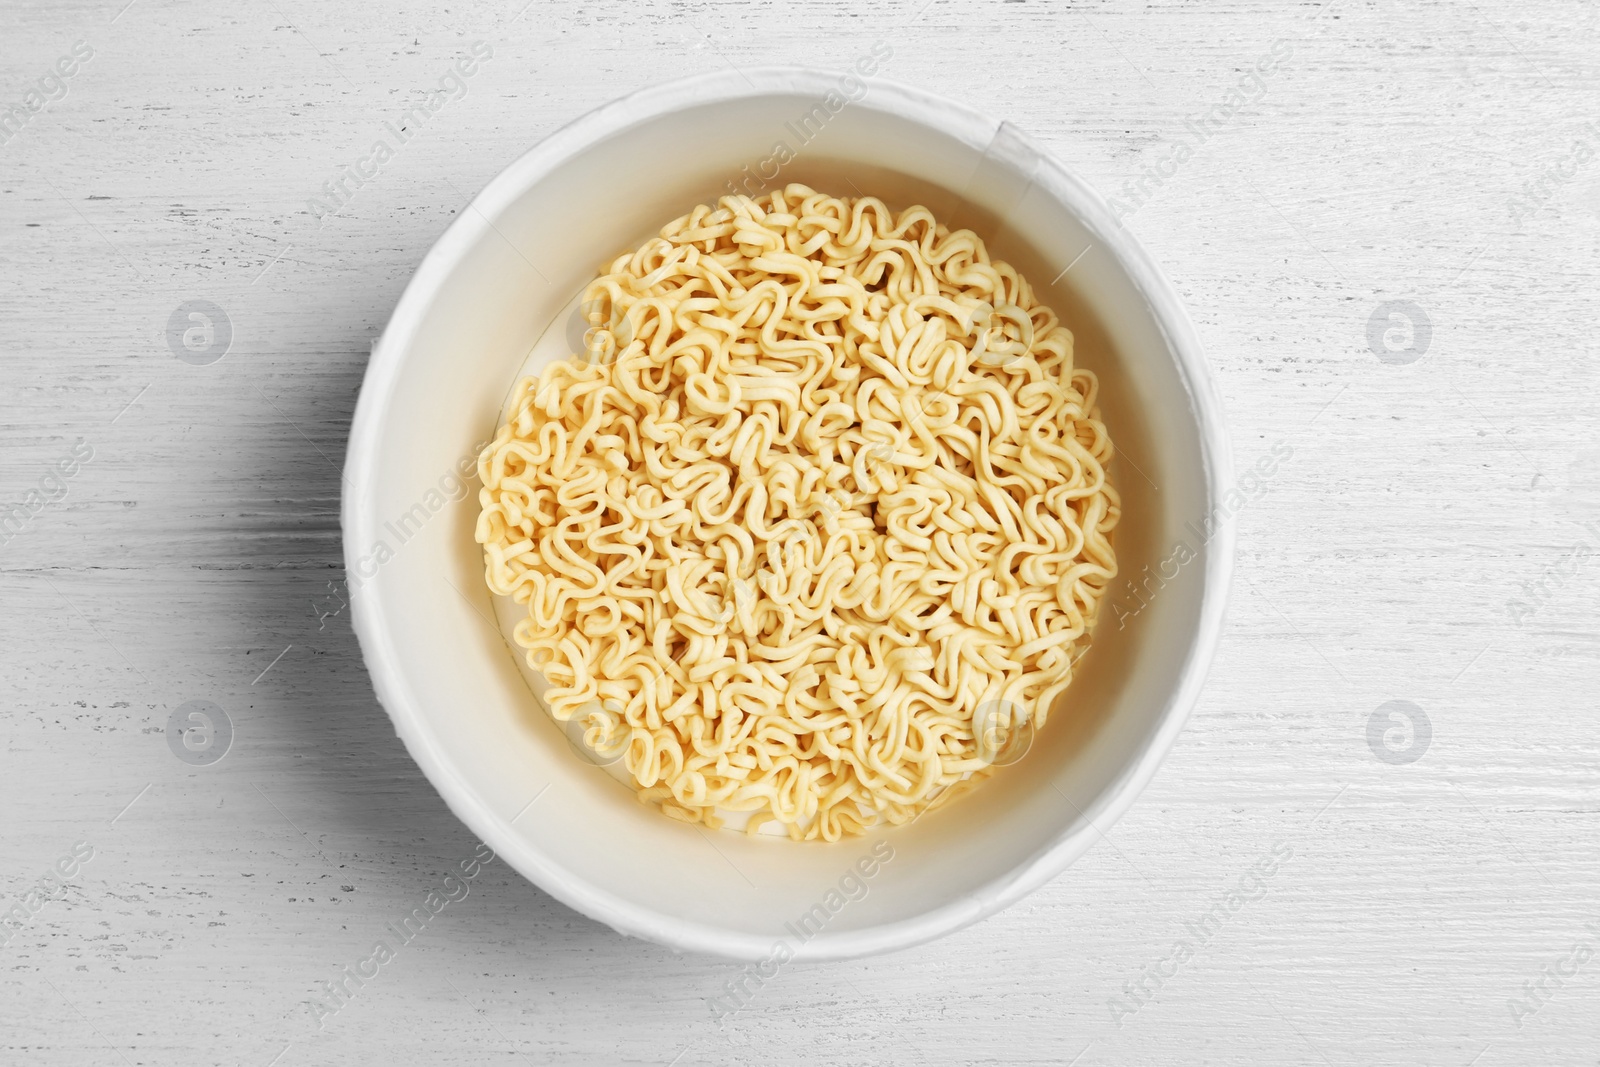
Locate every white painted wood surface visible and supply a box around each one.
[3,0,1598,1063]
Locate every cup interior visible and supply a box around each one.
[345,70,1227,960]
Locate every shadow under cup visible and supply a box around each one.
[344,69,1230,961]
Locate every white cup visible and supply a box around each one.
[343,68,1234,961]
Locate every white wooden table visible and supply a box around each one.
[3,1,1598,1063]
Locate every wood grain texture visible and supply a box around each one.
[3,0,1598,1064]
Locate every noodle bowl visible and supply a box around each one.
[475,184,1119,841]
